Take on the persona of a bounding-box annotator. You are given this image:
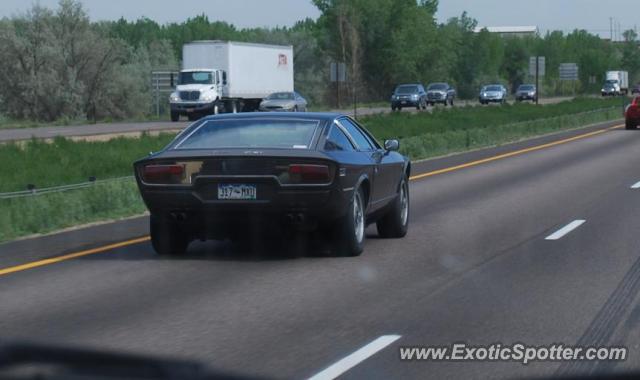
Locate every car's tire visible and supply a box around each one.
[170,111,179,122]
[416,103,421,110]
[391,106,396,111]
[332,187,366,257]
[421,100,427,110]
[626,120,637,130]
[150,213,189,255]
[443,100,448,107]
[293,106,299,112]
[450,98,454,106]
[376,176,409,238]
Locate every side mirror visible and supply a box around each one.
[384,139,400,152]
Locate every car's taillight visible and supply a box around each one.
[142,164,185,184]
[627,98,639,117]
[288,164,332,184]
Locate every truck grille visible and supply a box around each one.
[179,91,200,101]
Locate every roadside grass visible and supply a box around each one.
[397,106,621,159]
[0,133,175,193]
[0,178,146,242]
[0,97,625,243]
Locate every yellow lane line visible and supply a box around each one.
[0,123,623,277]
[409,124,622,181]
[0,236,150,276]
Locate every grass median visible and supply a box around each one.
[0,178,146,242]
[0,97,625,243]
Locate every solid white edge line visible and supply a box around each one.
[545,220,586,241]
[631,181,640,189]
[308,335,401,380]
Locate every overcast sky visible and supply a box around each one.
[0,0,637,38]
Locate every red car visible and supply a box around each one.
[626,97,640,130]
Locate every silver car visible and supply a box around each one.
[479,84,508,104]
[259,92,308,112]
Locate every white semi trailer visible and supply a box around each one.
[169,41,294,121]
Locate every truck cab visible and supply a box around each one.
[169,69,227,121]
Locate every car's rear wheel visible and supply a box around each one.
[377,176,409,238]
[333,187,366,257]
[626,120,637,130]
[150,213,189,255]
[170,111,179,122]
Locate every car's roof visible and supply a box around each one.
[396,83,422,87]
[427,82,448,86]
[197,112,344,123]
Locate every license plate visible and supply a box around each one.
[186,108,195,113]
[218,184,257,200]
[401,101,407,104]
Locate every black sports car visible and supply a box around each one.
[134,113,411,257]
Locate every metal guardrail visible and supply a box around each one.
[0,176,135,200]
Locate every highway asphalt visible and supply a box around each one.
[0,97,573,142]
[1,118,639,379]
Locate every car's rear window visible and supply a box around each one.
[175,119,319,150]
[486,86,502,91]
[519,85,534,90]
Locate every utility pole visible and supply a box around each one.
[610,17,613,41]
[535,57,539,105]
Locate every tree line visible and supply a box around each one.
[0,0,638,122]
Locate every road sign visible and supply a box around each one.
[559,63,579,81]
[330,62,346,82]
[529,56,545,76]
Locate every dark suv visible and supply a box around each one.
[391,84,427,111]
[426,83,456,106]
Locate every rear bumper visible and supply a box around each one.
[626,116,640,126]
[138,179,350,238]
[170,101,215,114]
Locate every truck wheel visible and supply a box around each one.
[170,112,179,122]
[150,214,189,255]
[332,187,366,257]
[376,176,409,238]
